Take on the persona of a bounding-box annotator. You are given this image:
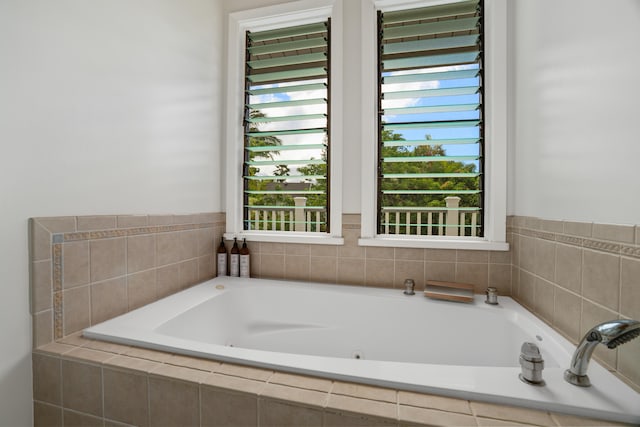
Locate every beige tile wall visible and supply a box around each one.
[34,336,633,427]
[29,212,640,425]
[29,213,225,347]
[246,214,512,296]
[508,216,640,392]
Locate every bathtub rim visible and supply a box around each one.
[83,277,640,425]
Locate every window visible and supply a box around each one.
[226,1,344,245]
[244,21,331,233]
[360,0,507,250]
[378,0,484,238]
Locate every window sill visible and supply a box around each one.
[358,236,509,251]
[224,231,344,246]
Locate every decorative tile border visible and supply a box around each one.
[30,214,225,347]
[509,215,640,392]
[508,223,640,260]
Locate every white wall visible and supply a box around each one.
[0,1,222,424]
[510,0,640,224]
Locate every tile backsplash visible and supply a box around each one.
[244,215,512,296]
[29,212,639,391]
[508,216,640,391]
[29,214,224,347]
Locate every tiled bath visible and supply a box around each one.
[30,214,225,348]
[508,217,640,392]
[29,213,639,426]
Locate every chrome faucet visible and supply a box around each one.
[564,319,640,387]
[403,279,415,295]
[519,342,545,385]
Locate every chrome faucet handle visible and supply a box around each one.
[485,287,498,305]
[519,342,545,386]
[403,279,415,295]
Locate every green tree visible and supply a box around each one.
[274,164,290,177]
[246,110,284,206]
[247,110,281,162]
[380,130,480,209]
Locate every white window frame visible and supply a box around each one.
[225,0,344,245]
[359,0,509,250]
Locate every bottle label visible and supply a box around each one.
[240,255,250,278]
[217,253,227,276]
[230,254,240,277]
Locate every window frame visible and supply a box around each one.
[359,0,508,250]
[225,0,344,245]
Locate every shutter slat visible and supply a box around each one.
[383,138,480,146]
[246,143,326,152]
[247,159,326,166]
[383,103,479,116]
[247,67,326,84]
[248,22,327,42]
[246,190,325,195]
[248,52,327,70]
[382,190,481,195]
[248,36,327,55]
[383,173,480,179]
[383,69,479,84]
[383,120,480,130]
[248,114,327,123]
[383,51,479,71]
[244,175,326,180]
[248,98,326,109]
[247,82,327,96]
[382,17,480,40]
[383,35,479,55]
[383,85,479,100]
[246,128,326,137]
[382,155,479,163]
[383,0,478,24]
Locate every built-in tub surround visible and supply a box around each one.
[83,277,640,423]
[242,214,513,296]
[508,216,640,393]
[29,213,225,347]
[33,336,635,426]
[30,213,640,425]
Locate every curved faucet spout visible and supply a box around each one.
[564,319,640,387]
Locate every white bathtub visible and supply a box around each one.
[84,277,640,424]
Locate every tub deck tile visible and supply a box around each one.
[551,413,635,427]
[260,383,329,409]
[332,381,397,403]
[150,364,210,384]
[35,342,76,356]
[324,410,398,427]
[326,394,397,421]
[63,347,115,364]
[82,338,131,355]
[104,355,161,373]
[122,346,175,363]
[476,416,537,426]
[269,372,333,393]
[398,390,472,415]
[399,405,477,426]
[471,401,555,426]
[165,354,221,372]
[215,362,274,382]
[202,373,266,395]
[56,332,89,347]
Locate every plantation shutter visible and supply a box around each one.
[244,21,330,233]
[378,0,484,237]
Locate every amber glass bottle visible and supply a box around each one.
[216,237,227,277]
[230,237,240,277]
[240,238,250,278]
